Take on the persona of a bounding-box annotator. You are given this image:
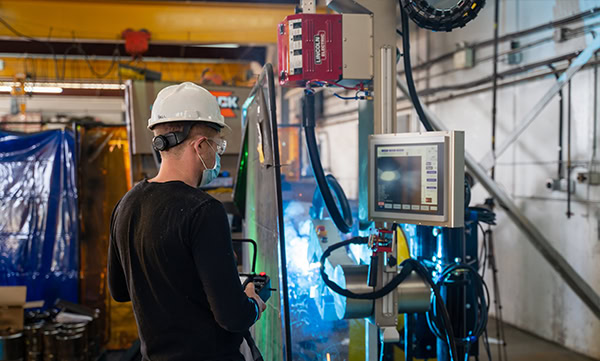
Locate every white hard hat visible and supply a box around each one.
[147,82,229,131]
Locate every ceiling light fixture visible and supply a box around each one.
[0,82,125,91]
[0,85,63,94]
[193,43,241,49]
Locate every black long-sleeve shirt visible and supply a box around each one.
[108,180,258,361]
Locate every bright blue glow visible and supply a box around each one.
[281,181,350,360]
[348,243,371,265]
[435,227,444,261]
[241,95,255,128]
[401,223,419,258]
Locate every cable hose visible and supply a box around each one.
[427,263,490,346]
[400,3,434,132]
[319,236,459,360]
[398,11,461,357]
[303,92,353,233]
[319,237,416,299]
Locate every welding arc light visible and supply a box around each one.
[400,0,485,32]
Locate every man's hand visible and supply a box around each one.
[244,283,267,319]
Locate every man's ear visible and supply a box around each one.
[192,136,206,151]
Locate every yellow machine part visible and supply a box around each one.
[349,319,367,361]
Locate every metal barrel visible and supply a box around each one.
[60,322,88,361]
[56,333,86,361]
[0,331,25,361]
[87,310,101,359]
[24,322,44,361]
[42,325,59,361]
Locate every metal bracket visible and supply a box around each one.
[381,326,400,343]
[301,0,316,13]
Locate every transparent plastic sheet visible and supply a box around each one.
[0,129,79,305]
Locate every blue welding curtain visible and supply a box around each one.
[0,129,79,306]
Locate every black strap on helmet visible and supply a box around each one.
[152,123,193,151]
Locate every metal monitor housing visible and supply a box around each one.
[369,131,464,228]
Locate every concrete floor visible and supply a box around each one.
[480,318,598,361]
[104,318,599,361]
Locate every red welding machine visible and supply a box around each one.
[277,14,343,87]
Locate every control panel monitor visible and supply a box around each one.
[369,131,464,227]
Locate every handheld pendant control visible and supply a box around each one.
[240,272,273,302]
[232,239,274,302]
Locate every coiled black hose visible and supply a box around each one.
[426,262,489,359]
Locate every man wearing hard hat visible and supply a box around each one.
[107,82,266,361]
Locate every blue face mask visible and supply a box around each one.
[198,142,221,187]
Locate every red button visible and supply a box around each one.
[259,272,266,276]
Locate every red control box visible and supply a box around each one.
[277,14,343,87]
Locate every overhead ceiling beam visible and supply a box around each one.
[0,40,267,63]
[0,0,309,45]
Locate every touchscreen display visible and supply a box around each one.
[374,143,444,215]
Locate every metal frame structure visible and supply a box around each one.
[397,77,600,320]
[327,0,398,135]
[480,35,600,171]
